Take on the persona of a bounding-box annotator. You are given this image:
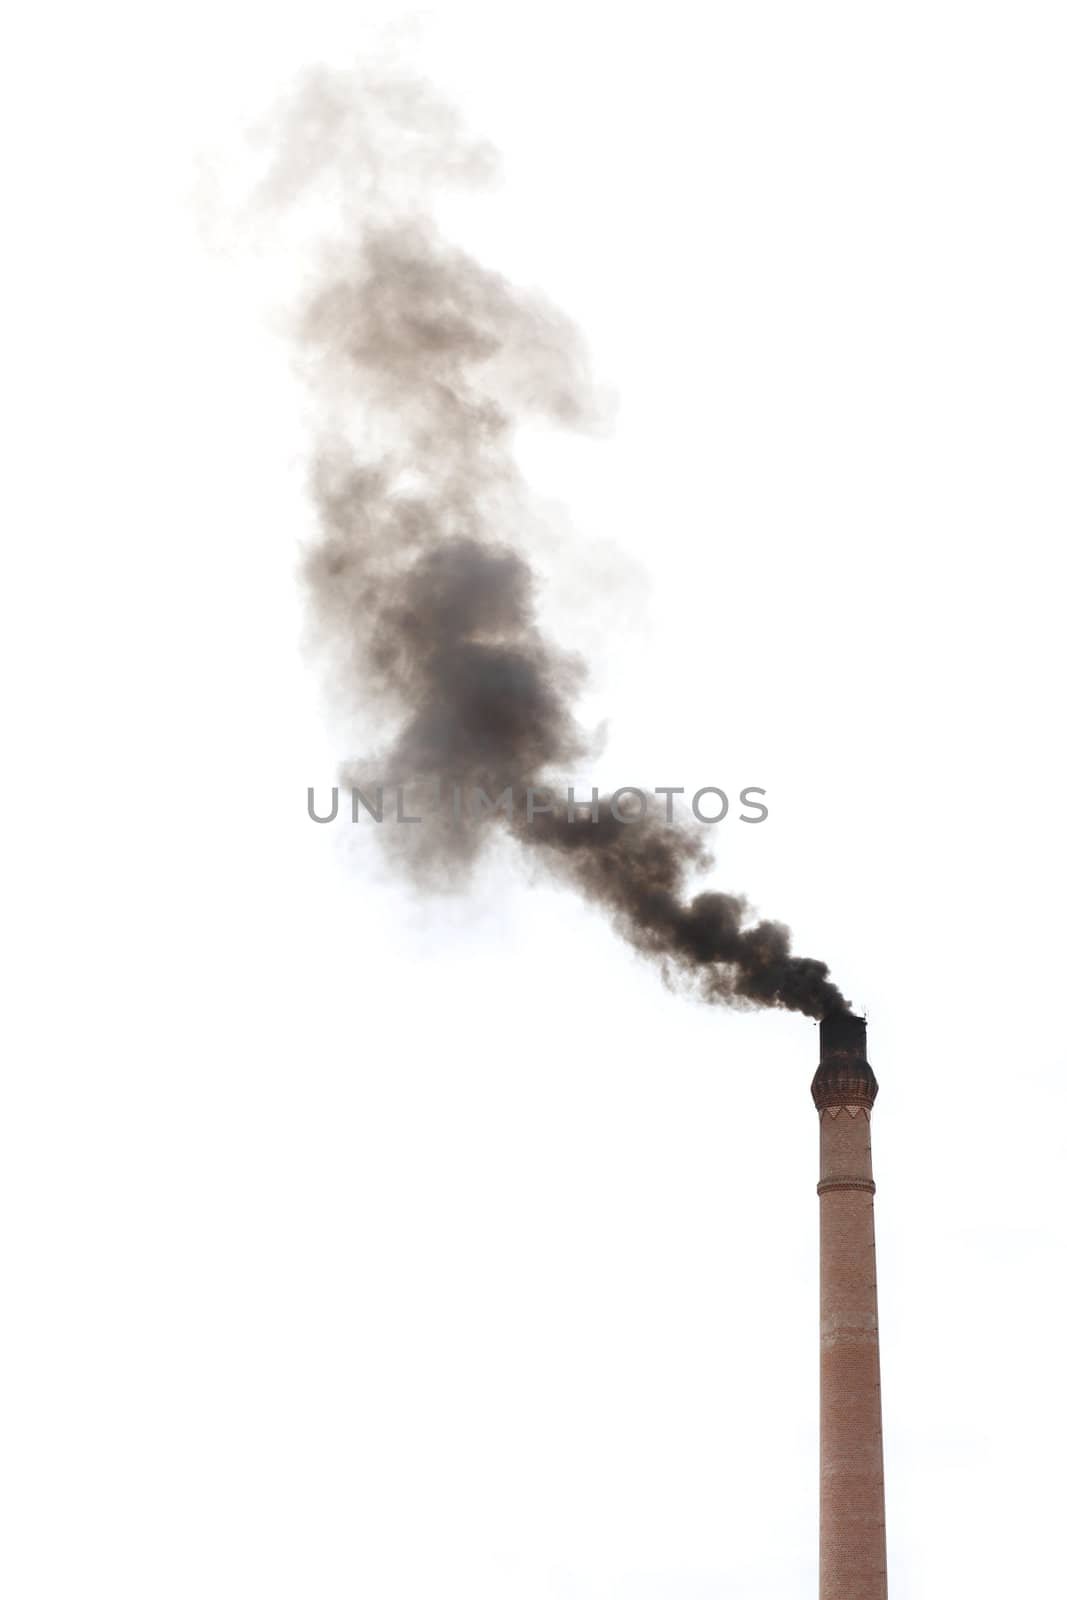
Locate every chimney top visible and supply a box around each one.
[819,1012,867,1059]
[811,1013,878,1110]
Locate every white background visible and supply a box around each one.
[4,3,1066,1596]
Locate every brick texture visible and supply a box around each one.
[815,1094,888,1600]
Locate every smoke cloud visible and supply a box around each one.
[272,68,849,1019]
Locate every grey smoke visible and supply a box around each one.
[271,68,849,1019]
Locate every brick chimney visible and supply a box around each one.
[811,1015,888,1600]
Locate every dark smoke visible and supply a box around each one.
[275,69,849,1020]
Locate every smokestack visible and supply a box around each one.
[811,1016,888,1600]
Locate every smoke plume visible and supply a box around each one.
[274,68,849,1020]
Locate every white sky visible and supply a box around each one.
[5,3,1067,1597]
